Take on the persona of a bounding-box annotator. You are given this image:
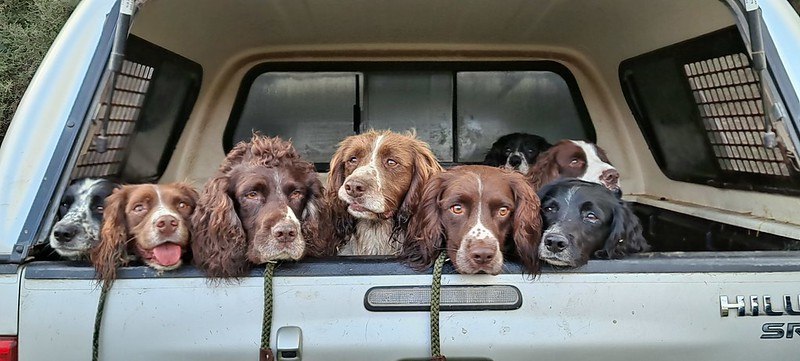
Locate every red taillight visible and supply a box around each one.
[0,337,17,361]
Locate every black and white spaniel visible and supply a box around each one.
[50,178,118,259]
[483,133,552,174]
[537,179,649,268]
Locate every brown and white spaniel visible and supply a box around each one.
[92,182,198,283]
[402,165,542,275]
[191,134,326,278]
[527,140,621,195]
[325,130,443,256]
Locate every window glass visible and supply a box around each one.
[72,35,201,183]
[456,71,589,162]
[226,63,593,168]
[230,72,358,163]
[365,72,454,161]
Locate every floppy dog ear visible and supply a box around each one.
[92,187,132,285]
[534,137,553,161]
[526,147,561,191]
[325,147,355,249]
[483,138,506,167]
[594,200,650,259]
[399,140,443,221]
[402,174,446,271]
[172,182,200,204]
[302,178,332,257]
[191,175,249,278]
[508,174,543,275]
[326,146,347,203]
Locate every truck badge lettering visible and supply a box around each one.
[761,323,800,339]
[720,295,800,317]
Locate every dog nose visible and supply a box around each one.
[155,215,179,236]
[344,180,367,198]
[544,234,569,253]
[469,244,496,265]
[508,155,522,167]
[602,169,619,186]
[272,223,298,244]
[53,224,79,243]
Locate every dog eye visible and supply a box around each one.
[584,212,599,222]
[348,156,358,164]
[245,191,259,199]
[504,148,511,154]
[290,190,304,199]
[450,204,464,215]
[95,205,104,212]
[386,159,398,167]
[133,204,145,212]
[178,201,188,209]
[543,206,557,213]
[498,206,510,217]
[569,158,580,166]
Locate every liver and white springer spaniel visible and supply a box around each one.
[326,130,443,256]
[92,182,198,283]
[403,165,542,275]
[527,140,621,195]
[191,134,326,278]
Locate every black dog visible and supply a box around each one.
[49,178,118,259]
[483,133,551,174]
[536,179,649,267]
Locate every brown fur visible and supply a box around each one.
[403,166,542,275]
[92,182,198,285]
[526,140,580,190]
[191,134,326,278]
[323,129,443,255]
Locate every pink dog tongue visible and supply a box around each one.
[152,243,182,266]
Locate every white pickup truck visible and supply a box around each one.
[2,1,800,360]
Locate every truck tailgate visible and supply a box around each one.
[18,259,800,360]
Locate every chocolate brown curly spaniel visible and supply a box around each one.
[191,134,326,278]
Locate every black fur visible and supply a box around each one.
[49,178,119,260]
[483,133,551,172]
[536,179,649,267]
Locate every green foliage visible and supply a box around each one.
[0,0,78,143]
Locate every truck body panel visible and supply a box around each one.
[17,259,800,360]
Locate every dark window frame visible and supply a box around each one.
[619,26,800,197]
[119,35,203,183]
[224,61,595,172]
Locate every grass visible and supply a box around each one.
[0,0,78,145]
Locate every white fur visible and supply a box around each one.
[571,140,617,187]
[146,185,188,247]
[49,178,105,259]
[504,150,529,174]
[338,220,400,256]
[454,174,503,274]
[253,205,306,261]
[338,134,387,218]
[335,134,406,256]
[539,224,578,267]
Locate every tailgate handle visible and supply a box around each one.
[276,326,302,361]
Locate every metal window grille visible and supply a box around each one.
[71,60,153,179]
[684,53,790,177]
